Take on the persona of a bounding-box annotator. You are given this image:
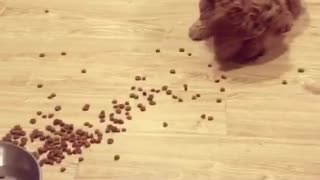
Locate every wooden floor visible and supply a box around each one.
[1,0,320,180]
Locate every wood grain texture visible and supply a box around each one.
[0,0,320,180]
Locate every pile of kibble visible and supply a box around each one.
[1,49,230,172]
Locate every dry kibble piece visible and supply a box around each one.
[107,138,114,145]
[135,76,142,81]
[149,101,156,106]
[220,87,226,92]
[125,106,131,111]
[142,91,147,96]
[163,122,168,128]
[179,48,185,52]
[61,51,67,56]
[121,128,127,132]
[282,80,288,85]
[201,114,206,119]
[42,115,47,119]
[298,68,305,73]
[44,9,49,13]
[37,84,43,88]
[126,116,132,120]
[114,155,120,161]
[82,104,90,111]
[131,86,136,90]
[140,106,146,112]
[81,69,87,73]
[208,116,214,121]
[36,111,42,116]
[196,93,201,98]
[188,53,192,56]
[215,79,220,83]
[170,69,176,74]
[99,110,106,118]
[48,113,54,118]
[39,53,45,58]
[29,118,36,124]
[208,64,212,67]
[192,96,197,100]
[172,95,178,99]
[119,104,125,109]
[183,84,188,91]
[54,105,61,111]
[60,167,66,173]
[84,122,90,127]
[155,49,160,53]
[216,98,222,103]
[129,93,135,98]
[115,109,121,114]
[178,98,183,102]
[162,85,168,91]
[78,157,84,162]
[221,75,227,80]
[142,76,146,81]
[112,100,117,104]
[138,87,143,92]
[166,90,172,95]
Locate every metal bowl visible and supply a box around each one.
[0,142,41,180]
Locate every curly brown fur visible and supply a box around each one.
[189,0,303,62]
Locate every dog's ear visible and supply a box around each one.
[286,0,302,19]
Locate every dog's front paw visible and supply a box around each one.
[188,19,212,41]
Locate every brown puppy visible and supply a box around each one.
[189,0,303,62]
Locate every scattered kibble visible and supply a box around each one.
[163,122,168,128]
[220,87,225,92]
[36,111,42,116]
[192,96,197,100]
[208,116,214,121]
[54,105,61,111]
[172,95,178,99]
[208,64,212,67]
[298,68,305,73]
[114,155,120,161]
[155,49,160,53]
[61,51,67,56]
[29,118,36,124]
[107,138,114,145]
[39,53,45,58]
[60,167,66,173]
[170,69,176,74]
[201,114,206,119]
[131,86,136,90]
[215,79,220,83]
[282,80,288,85]
[179,48,185,52]
[142,76,146,81]
[178,98,183,102]
[44,9,49,13]
[37,84,43,88]
[78,157,84,162]
[166,90,172,95]
[99,110,106,119]
[81,69,87,73]
[41,115,47,119]
[112,100,117,104]
[216,98,222,103]
[188,53,192,56]
[82,104,90,111]
[183,84,188,91]
[135,76,142,81]
[196,93,201,98]
[221,75,227,80]
[162,85,168,91]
